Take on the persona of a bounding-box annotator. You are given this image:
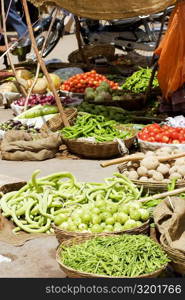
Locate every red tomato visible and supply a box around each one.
[155,133,163,142]
[147,137,155,142]
[161,135,170,143]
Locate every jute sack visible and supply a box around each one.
[29,0,176,20]
[1,130,62,161]
[153,197,185,253]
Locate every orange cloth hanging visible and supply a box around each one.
[155,1,185,99]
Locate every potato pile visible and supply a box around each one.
[122,147,185,183]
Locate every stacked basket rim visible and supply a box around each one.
[56,235,167,278]
[53,220,150,244]
[160,234,185,275]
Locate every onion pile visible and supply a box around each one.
[14,95,56,107]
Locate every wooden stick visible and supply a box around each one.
[1,0,27,97]
[101,151,185,168]
[24,7,59,112]
[74,15,88,64]
[138,187,185,203]
[21,0,70,127]
[101,153,145,168]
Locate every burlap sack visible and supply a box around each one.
[30,0,175,20]
[153,197,185,253]
[1,130,62,161]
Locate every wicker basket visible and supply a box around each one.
[62,127,136,159]
[118,163,185,193]
[40,108,77,132]
[53,220,150,244]
[56,235,167,278]
[68,44,115,64]
[160,235,185,275]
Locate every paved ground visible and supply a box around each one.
[0,108,116,278]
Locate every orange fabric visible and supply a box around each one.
[155,2,185,99]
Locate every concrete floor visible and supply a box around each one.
[0,109,116,278]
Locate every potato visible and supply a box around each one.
[137,166,148,177]
[169,166,178,175]
[176,166,185,176]
[175,158,185,166]
[140,157,159,170]
[152,171,164,181]
[128,170,139,180]
[148,170,156,177]
[157,163,170,175]
[139,176,148,181]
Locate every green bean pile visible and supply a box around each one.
[60,112,133,142]
[121,67,159,93]
[0,171,141,234]
[60,235,170,277]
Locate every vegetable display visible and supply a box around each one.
[14,95,56,107]
[122,147,185,183]
[55,199,149,233]
[85,81,142,103]
[78,102,130,122]
[138,123,185,144]
[0,171,143,234]
[78,102,147,125]
[61,112,134,142]
[61,70,118,93]
[59,235,170,277]
[0,119,39,133]
[121,68,159,93]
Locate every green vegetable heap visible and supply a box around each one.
[60,235,170,277]
[121,67,159,93]
[0,171,147,234]
[61,112,133,142]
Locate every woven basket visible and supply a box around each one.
[53,220,150,244]
[68,44,115,64]
[62,126,136,159]
[160,235,185,275]
[118,163,185,194]
[40,108,77,132]
[56,235,167,278]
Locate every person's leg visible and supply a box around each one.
[5,0,27,38]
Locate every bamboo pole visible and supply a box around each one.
[24,7,59,111]
[74,15,88,64]
[1,0,27,97]
[21,0,70,127]
[138,187,185,203]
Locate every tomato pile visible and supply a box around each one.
[138,123,185,144]
[61,70,119,93]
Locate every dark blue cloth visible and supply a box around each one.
[5,0,27,38]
